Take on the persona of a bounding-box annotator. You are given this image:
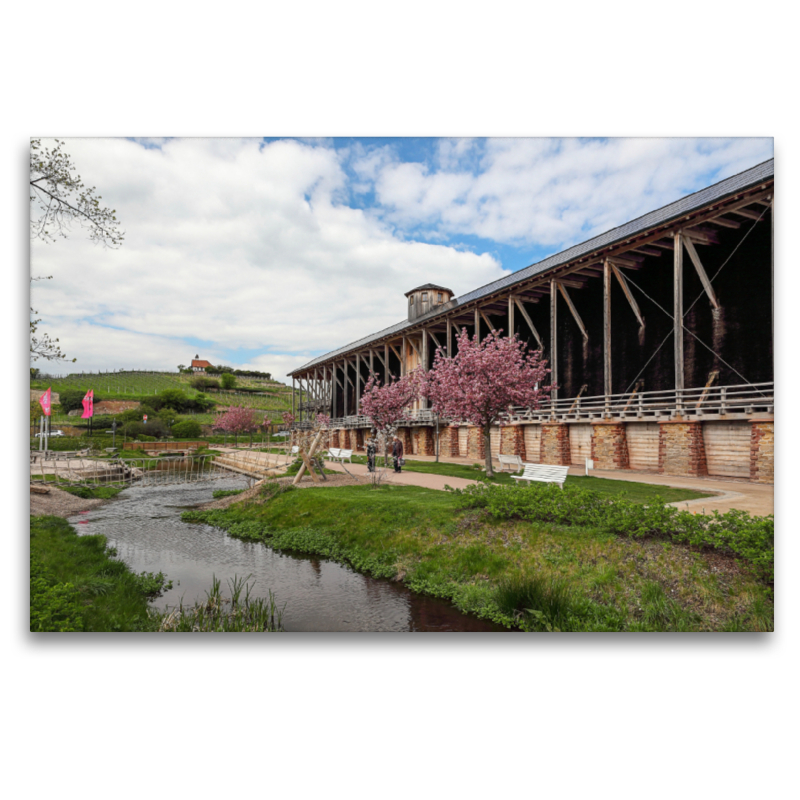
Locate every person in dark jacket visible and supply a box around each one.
[392,435,404,473]
[366,434,376,473]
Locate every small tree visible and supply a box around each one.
[220,373,237,390]
[215,405,259,445]
[423,328,551,477]
[360,370,423,468]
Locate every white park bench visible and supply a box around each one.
[512,463,570,489]
[497,453,524,473]
[326,447,353,463]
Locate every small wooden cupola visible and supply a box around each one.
[405,283,454,322]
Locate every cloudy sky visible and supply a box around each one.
[30,137,773,383]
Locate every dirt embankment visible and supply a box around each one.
[29,485,105,518]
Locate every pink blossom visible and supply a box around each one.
[423,328,551,476]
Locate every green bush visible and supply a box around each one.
[220,373,237,390]
[123,420,167,439]
[450,482,774,582]
[191,375,220,391]
[58,388,102,413]
[171,420,201,439]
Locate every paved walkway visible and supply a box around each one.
[321,458,773,516]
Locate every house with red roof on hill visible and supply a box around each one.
[191,357,213,372]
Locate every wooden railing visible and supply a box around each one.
[291,382,773,430]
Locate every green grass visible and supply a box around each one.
[347,456,712,504]
[30,515,171,631]
[182,483,773,632]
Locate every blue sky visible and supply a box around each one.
[30,136,773,380]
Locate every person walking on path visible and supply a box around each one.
[392,435,404,473]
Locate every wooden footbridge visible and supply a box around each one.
[29,448,293,489]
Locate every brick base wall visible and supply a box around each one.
[750,421,774,483]
[591,423,629,470]
[439,426,461,458]
[467,426,486,461]
[658,421,707,477]
[540,424,570,465]
[331,429,341,448]
[500,425,525,459]
[341,429,351,450]
[354,429,364,451]
[418,426,435,456]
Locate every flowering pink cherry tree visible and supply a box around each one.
[214,405,260,445]
[423,328,551,477]
[360,370,422,466]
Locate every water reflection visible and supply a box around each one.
[68,479,504,632]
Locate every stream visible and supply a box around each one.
[68,478,505,632]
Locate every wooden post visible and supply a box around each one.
[674,232,685,397]
[384,344,390,381]
[508,295,515,339]
[550,279,558,402]
[369,348,374,378]
[292,377,296,418]
[332,364,337,418]
[603,259,612,405]
[402,336,407,377]
[355,355,361,415]
[343,361,349,417]
[421,329,428,409]
[292,428,324,485]
[474,307,480,341]
[446,316,452,356]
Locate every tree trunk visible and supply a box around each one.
[484,423,493,477]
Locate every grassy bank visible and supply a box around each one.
[30,516,283,632]
[182,482,773,632]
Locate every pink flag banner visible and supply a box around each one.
[81,389,94,419]
[38,388,52,417]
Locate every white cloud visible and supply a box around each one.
[30,138,507,378]
[368,137,774,248]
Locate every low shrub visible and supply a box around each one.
[171,420,202,439]
[449,482,774,582]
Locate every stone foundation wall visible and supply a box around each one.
[500,425,525,459]
[354,429,364,451]
[658,421,707,477]
[397,427,413,455]
[331,429,341,448]
[750,420,774,483]
[418,426,435,456]
[341,428,351,450]
[466,426,486,461]
[540,424,570,465]
[439,426,461,458]
[591,423,629,470]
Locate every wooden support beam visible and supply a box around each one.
[508,296,515,338]
[730,207,764,221]
[343,361,348,416]
[707,216,741,229]
[332,366,337,418]
[513,296,543,348]
[474,307,480,341]
[651,239,675,250]
[557,282,589,340]
[420,329,428,409]
[611,264,645,329]
[401,337,407,377]
[446,317,452,356]
[630,245,663,257]
[427,328,442,351]
[479,309,495,333]
[604,260,612,398]
[389,342,402,368]
[552,278,585,289]
[292,377,296,418]
[674,231,684,392]
[607,256,643,269]
[407,335,421,362]
[683,235,720,310]
[550,280,558,401]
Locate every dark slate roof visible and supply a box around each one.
[290,158,773,375]
[404,283,454,296]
